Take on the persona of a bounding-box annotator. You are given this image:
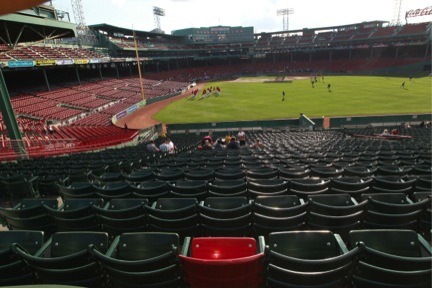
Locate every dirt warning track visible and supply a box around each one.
[115,83,206,131]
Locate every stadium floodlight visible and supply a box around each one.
[153,7,165,16]
[277,8,294,31]
[153,6,166,33]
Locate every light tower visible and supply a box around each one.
[391,0,403,26]
[277,8,294,31]
[153,6,165,33]
[70,0,97,45]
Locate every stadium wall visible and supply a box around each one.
[166,113,432,134]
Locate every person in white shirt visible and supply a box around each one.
[237,129,246,146]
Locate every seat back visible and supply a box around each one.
[0,230,44,255]
[180,236,264,287]
[107,198,148,210]
[19,198,58,210]
[268,231,341,259]
[115,232,179,260]
[309,194,354,206]
[50,231,109,257]
[349,229,424,257]
[63,198,104,210]
[191,237,257,259]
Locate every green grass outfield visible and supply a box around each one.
[153,76,432,124]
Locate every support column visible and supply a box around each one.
[75,66,81,85]
[98,64,103,80]
[42,68,50,91]
[0,69,26,158]
[115,63,120,79]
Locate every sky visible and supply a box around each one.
[51,0,431,34]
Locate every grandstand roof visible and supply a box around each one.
[89,23,183,40]
[0,12,76,44]
[256,20,389,36]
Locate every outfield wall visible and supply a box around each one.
[166,113,432,134]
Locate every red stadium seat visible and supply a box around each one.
[179,236,265,287]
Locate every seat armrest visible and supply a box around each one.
[181,236,192,256]
[418,234,432,255]
[334,233,349,254]
[105,235,121,257]
[257,235,266,254]
[34,236,53,257]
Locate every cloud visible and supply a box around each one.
[111,0,126,7]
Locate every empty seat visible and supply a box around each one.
[93,181,131,200]
[214,168,245,180]
[57,182,95,199]
[146,198,199,238]
[372,175,417,195]
[289,178,330,197]
[307,194,367,238]
[0,198,58,236]
[169,180,208,200]
[0,230,44,286]
[246,167,278,181]
[248,179,288,198]
[416,174,432,191]
[0,174,39,207]
[344,166,377,178]
[411,192,432,240]
[88,172,123,185]
[265,230,361,287]
[44,198,104,231]
[93,198,148,239]
[91,232,182,287]
[199,196,252,236]
[253,195,307,237]
[207,179,248,197]
[184,168,214,181]
[12,231,109,287]
[330,177,373,199]
[278,166,310,180]
[348,229,432,287]
[130,180,170,203]
[36,175,62,197]
[361,193,428,230]
[376,165,413,176]
[179,236,265,287]
[121,169,155,182]
[311,166,344,178]
[154,168,184,181]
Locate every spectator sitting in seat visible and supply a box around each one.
[202,139,213,150]
[146,140,160,153]
[159,138,171,153]
[227,137,240,149]
[213,138,225,150]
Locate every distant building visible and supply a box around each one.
[172,25,254,44]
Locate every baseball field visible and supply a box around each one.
[153,75,432,124]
